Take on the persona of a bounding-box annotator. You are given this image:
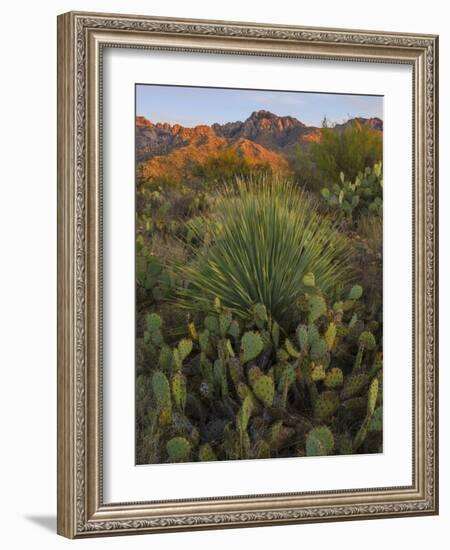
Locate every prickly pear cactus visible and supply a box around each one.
[310,364,326,382]
[198,443,217,461]
[306,426,335,456]
[348,285,363,300]
[171,371,187,412]
[166,437,191,462]
[252,375,275,407]
[219,310,232,337]
[240,331,263,363]
[324,367,344,388]
[367,377,379,416]
[159,345,174,371]
[314,391,339,419]
[340,373,370,400]
[359,330,376,350]
[296,324,309,353]
[324,322,337,351]
[146,312,162,333]
[177,338,193,363]
[152,371,171,409]
[308,294,326,324]
[137,272,383,464]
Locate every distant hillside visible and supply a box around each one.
[136,110,383,181]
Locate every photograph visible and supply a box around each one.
[135,84,384,465]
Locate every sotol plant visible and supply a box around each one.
[175,175,353,328]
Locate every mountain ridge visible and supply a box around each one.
[136,110,383,180]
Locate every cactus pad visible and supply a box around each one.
[348,285,363,300]
[171,372,187,412]
[247,366,263,386]
[324,367,344,388]
[341,397,367,413]
[237,395,254,434]
[302,272,316,287]
[205,315,219,334]
[285,338,300,358]
[198,443,217,462]
[367,378,379,416]
[240,331,263,363]
[310,364,326,382]
[187,320,198,342]
[198,329,210,351]
[228,357,243,386]
[369,406,383,432]
[314,391,339,419]
[252,375,275,407]
[306,426,335,456]
[159,345,174,371]
[308,294,327,324]
[359,330,376,350]
[296,324,309,352]
[253,440,271,459]
[219,310,232,337]
[146,312,162,333]
[228,320,241,339]
[150,329,164,347]
[278,365,296,390]
[276,348,289,362]
[152,371,171,409]
[166,437,191,462]
[310,337,327,360]
[253,303,268,327]
[324,322,337,351]
[159,406,172,427]
[340,373,370,400]
[177,338,193,362]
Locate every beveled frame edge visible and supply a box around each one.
[57,11,439,539]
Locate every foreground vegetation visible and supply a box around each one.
[136,120,383,464]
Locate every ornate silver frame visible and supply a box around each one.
[57,11,439,538]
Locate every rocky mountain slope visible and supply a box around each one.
[136,110,382,180]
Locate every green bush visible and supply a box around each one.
[175,175,353,328]
[293,120,382,192]
[191,148,271,183]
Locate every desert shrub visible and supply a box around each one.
[191,148,272,183]
[293,120,382,192]
[175,175,353,329]
[136,281,383,464]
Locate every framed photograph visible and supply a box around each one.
[57,11,439,538]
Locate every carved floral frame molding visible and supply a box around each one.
[57,11,438,538]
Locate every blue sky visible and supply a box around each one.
[136,84,383,128]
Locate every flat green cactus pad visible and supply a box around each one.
[367,378,379,416]
[146,312,162,333]
[348,285,363,300]
[198,443,217,462]
[324,367,344,388]
[171,372,187,412]
[359,330,376,350]
[177,338,193,362]
[306,426,335,456]
[152,371,171,408]
[241,331,263,363]
[252,375,275,407]
[314,391,339,419]
[340,373,370,400]
[166,437,191,462]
